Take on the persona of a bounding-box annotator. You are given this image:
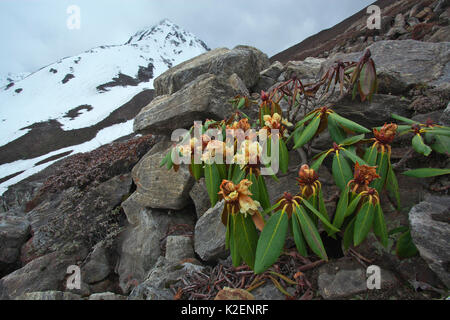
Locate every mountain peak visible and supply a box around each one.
[124,18,210,51]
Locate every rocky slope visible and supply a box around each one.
[271,0,450,63]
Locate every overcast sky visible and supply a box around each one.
[0,0,375,75]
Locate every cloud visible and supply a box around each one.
[0,0,374,75]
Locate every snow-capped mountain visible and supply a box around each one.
[0,72,30,88]
[0,19,209,195]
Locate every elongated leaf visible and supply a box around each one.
[230,214,242,267]
[248,173,260,205]
[402,167,450,178]
[424,128,450,137]
[329,112,370,134]
[333,186,349,232]
[332,152,353,191]
[311,150,331,171]
[291,213,308,257]
[254,211,289,274]
[258,175,271,211]
[341,134,365,146]
[430,134,450,154]
[327,114,346,144]
[318,188,332,235]
[363,144,378,166]
[396,230,419,259]
[190,163,203,181]
[235,213,258,269]
[391,113,418,124]
[353,201,375,246]
[345,193,362,217]
[231,164,246,184]
[372,151,388,192]
[302,199,339,233]
[293,115,321,149]
[386,165,401,210]
[295,205,328,261]
[279,139,289,174]
[373,203,388,248]
[294,111,318,129]
[204,163,220,207]
[343,216,356,250]
[342,148,368,166]
[412,134,432,156]
[287,124,304,143]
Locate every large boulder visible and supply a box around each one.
[117,208,195,294]
[124,141,194,214]
[194,200,227,262]
[134,73,248,135]
[408,195,450,288]
[0,212,30,277]
[322,40,450,89]
[153,46,270,96]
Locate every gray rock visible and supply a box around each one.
[0,249,88,300]
[128,284,173,300]
[88,292,127,300]
[153,46,270,96]
[332,94,411,129]
[386,14,408,38]
[440,102,450,126]
[194,200,227,262]
[323,40,450,88]
[127,141,194,212]
[408,195,450,288]
[252,282,294,300]
[253,75,277,93]
[189,178,211,219]
[15,291,82,300]
[117,209,195,294]
[284,57,325,81]
[81,243,111,284]
[134,73,247,135]
[0,212,30,275]
[260,61,284,79]
[165,235,194,262]
[318,259,399,299]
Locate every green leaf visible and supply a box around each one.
[341,148,368,166]
[318,188,332,235]
[190,163,203,181]
[311,150,331,171]
[237,97,246,109]
[396,230,419,259]
[373,203,388,248]
[391,113,418,125]
[388,226,409,235]
[412,134,432,156]
[345,193,362,217]
[294,205,328,261]
[430,134,450,155]
[258,175,271,211]
[386,165,401,210]
[332,152,353,191]
[254,211,289,274]
[302,199,339,233]
[328,112,370,134]
[294,111,318,129]
[363,144,378,166]
[231,164,246,184]
[402,168,450,178]
[341,134,366,146]
[424,128,450,137]
[279,139,289,174]
[343,216,356,250]
[235,213,258,269]
[333,186,349,232]
[353,201,375,246]
[372,151,389,192]
[248,173,260,205]
[327,114,346,144]
[291,213,308,257]
[204,163,221,207]
[293,115,321,149]
[229,214,242,267]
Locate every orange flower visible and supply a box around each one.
[296,164,321,198]
[373,123,397,145]
[349,162,380,193]
[227,118,251,132]
[218,179,264,231]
